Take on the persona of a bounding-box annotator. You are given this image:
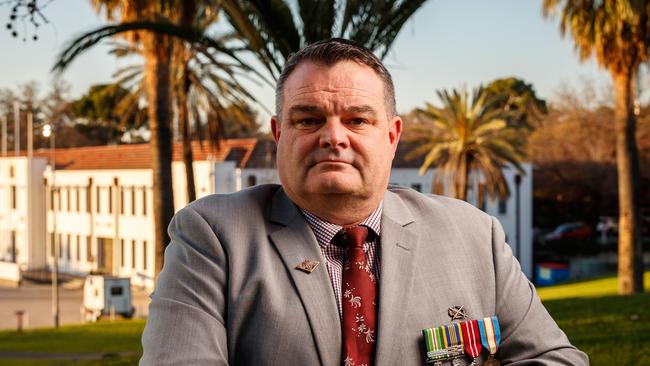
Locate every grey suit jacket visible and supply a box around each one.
[140,184,588,365]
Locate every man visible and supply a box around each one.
[141,38,588,366]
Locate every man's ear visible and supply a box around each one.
[271,116,281,143]
[389,116,402,152]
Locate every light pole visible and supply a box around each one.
[43,123,59,328]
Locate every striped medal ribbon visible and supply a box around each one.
[442,323,465,366]
[478,316,501,366]
[461,319,482,360]
[422,326,450,365]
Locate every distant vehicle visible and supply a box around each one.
[596,216,618,245]
[544,221,592,242]
[83,275,134,322]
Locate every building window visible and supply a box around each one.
[96,186,101,213]
[121,239,125,267]
[76,235,81,261]
[132,240,136,269]
[9,165,14,178]
[120,188,124,215]
[108,186,113,214]
[142,187,147,216]
[76,187,80,212]
[10,185,17,209]
[142,241,148,270]
[131,187,136,215]
[66,187,71,212]
[247,175,257,187]
[86,236,93,262]
[86,187,91,213]
[498,199,507,215]
[410,183,422,192]
[50,233,56,257]
[9,231,17,263]
[478,184,486,212]
[49,186,54,211]
[57,187,61,211]
[66,234,71,260]
[58,234,63,258]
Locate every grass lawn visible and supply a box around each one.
[1,273,649,365]
[0,320,144,366]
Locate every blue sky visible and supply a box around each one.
[0,0,611,121]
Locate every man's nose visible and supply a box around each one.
[319,118,349,149]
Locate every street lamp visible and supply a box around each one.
[43,123,59,328]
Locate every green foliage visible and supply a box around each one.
[538,272,650,364]
[221,0,429,78]
[484,77,547,130]
[406,86,526,199]
[542,0,650,73]
[70,83,146,144]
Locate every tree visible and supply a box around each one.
[70,83,146,145]
[543,0,646,294]
[484,77,548,130]
[221,0,429,79]
[405,87,526,201]
[82,0,177,279]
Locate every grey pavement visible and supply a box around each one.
[0,281,151,331]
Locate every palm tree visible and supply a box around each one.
[542,0,645,294]
[57,0,179,279]
[221,0,429,78]
[406,87,525,202]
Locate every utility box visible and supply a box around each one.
[83,275,134,322]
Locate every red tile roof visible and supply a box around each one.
[4,139,257,170]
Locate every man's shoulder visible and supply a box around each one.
[386,185,492,224]
[179,184,282,220]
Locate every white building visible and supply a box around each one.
[0,139,256,288]
[0,138,533,288]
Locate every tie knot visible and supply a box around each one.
[340,225,369,250]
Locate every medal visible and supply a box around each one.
[461,319,482,365]
[478,316,501,366]
[422,326,449,365]
[443,323,464,365]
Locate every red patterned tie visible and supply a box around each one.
[340,226,377,366]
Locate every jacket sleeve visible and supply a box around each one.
[140,206,229,365]
[491,217,589,365]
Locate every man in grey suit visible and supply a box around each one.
[141,38,588,365]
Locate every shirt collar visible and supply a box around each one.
[300,201,383,247]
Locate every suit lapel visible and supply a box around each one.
[268,189,341,366]
[375,191,419,366]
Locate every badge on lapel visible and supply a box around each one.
[422,315,501,366]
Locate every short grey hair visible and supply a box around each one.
[275,38,396,118]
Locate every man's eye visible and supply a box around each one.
[297,118,321,126]
[348,118,367,126]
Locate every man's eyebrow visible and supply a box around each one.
[288,105,323,116]
[344,105,378,116]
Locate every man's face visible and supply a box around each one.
[272,60,402,209]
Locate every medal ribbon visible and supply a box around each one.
[461,319,481,357]
[478,316,501,356]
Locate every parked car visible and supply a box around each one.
[596,216,618,245]
[544,221,592,242]
[539,221,595,258]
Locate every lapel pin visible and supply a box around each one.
[447,305,468,321]
[296,259,320,273]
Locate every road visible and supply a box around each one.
[0,281,151,330]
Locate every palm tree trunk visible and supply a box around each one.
[613,70,643,295]
[144,32,174,280]
[179,69,196,203]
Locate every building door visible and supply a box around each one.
[97,237,113,274]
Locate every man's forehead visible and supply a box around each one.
[285,60,384,94]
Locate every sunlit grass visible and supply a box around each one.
[537,271,650,301]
